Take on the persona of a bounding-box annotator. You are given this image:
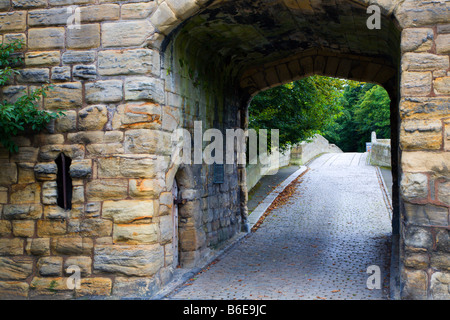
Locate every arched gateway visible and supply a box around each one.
[0,0,448,299]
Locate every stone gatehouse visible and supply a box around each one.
[0,0,449,299]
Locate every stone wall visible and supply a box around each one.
[290,134,343,166]
[0,0,448,299]
[369,132,391,168]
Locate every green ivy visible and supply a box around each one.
[0,39,63,153]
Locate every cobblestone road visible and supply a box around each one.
[167,153,392,300]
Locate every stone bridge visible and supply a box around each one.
[0,0,449,299]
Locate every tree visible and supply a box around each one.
[0,40,62,153]
[248,75,346,152]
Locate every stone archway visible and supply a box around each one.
[0,0,448,300]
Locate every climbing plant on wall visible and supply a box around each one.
[0,40,63,153]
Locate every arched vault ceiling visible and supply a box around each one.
[168,0,401,87]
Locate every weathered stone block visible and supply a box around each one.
[434,77,450,95]
[129,178,164,199]
[404,226,433,250]
[430,272,450,300]
[404,203,449,227]
[112,276,158,298]
[64,256,92,276]
[113,223,158,244]
[124,129,171,155]
[0,221,11,236]
[10,183,41,204]
[102,21,154,47]
[0,238,24,255]
[3,204,42,220]
[34,162,57,181]
[401,71,432,96]
[402,53,449,72]
[67,24,100,49]
[150,1,178,35]
[0,281,29,299]
[85,80,123,103]
[76,277,112,297]
[78,105,108,131]
[0,163,17,185]
[12,0,47,8]
[404,252,429,270]
[124,76,165,104]
[436,34,450,54]
[38,256,63,276]
[80,4,119,22]
[73,64,97,80]
[25,238,50,256]
[102,200,155,223]
[25,51,60,66]
[121,2,156,19]
[51,236,92,255]
[437,180,450,206]
[42,181,57,205]
[28,7,70,26]
[16,68,49,83]
[62,51,96,64]
[12,220,35,237]
[93,244,164,276]
[112,103,161,130]
[401,268,428,300]
[86,179,128,201]
[69,159,92,179]
[68,218,112,237]
[97,155,168,179]
[400,96,450,120]
[37,220,66,236]
[28,27,64,50]
[0,11,26,33]
[29,276,72,299]
[401,151,450,175]
[401,28,434,52]
[400,119,442,150]
[44,82,82,109]
[166,0,199,20]
[54,110,77,133]
[98,49,159,76]
[0,257,33,280]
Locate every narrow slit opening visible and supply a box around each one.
[55,153,73,210]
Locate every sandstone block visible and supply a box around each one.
[62,51,96,64]
[0,238,24,255]
[0,11,26,33]
[401,28,434,52]
[400,97,450,120]
[67,24,100,49]
[12,0,47,8]
[76,277,112,297]
[34,162,57,181]
[97,155,168,179]
[0,281,29,299]
[98,49,159,76]
[124,76,165,104]
[44,82,82,109]
[28,27,64,50]
[401,172,428,201]
[129,178,164,199]
[0,221,11,236]
[3,204,42,220]
[10,183,41,204]
[434,77,450,95]
[430,272,450,300]
[401,268,428,300]
[29,276,72,299]
[112,103,161,130]
[0,163,17,185]
[28,8,70,26]
[85,80,123,103]
[25,51,60,66]
[436,34,450,54]
[404,226,433,250]
[38,256,63,276]
[12,220,35,237]
[401,151,450,175]
[400,119,442,150]
[402,53,449,72]
[69,159,92,179]
[54,111,77,132]
[437,180,450,206]
[80,4,119,22]
[25,238,50,256]
[42,181,57,205]
[112,276,158,298]
[78,105,108,131]
[149,1,178,35]
[37,219,66,237]
[102,21,154,47]
[51,236,92,255]
[73,65,97,80]
[0,257,33,280]
[102,200,155,223]
[401,71,431,96]
[121,2,156,19]
[93,244,164,276]
[64,256,92,276]
[404,203,449,227]
[113,223,158,244]
[68,218,112,237]
[86,179,128,201]
[124,129,172,155]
